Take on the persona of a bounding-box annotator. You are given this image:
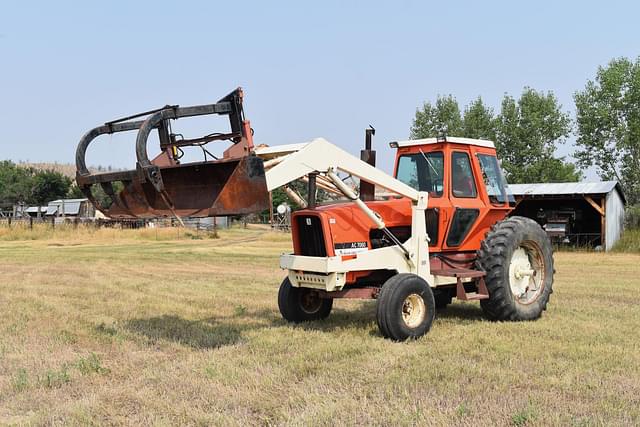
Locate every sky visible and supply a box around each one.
[0,0,638,177]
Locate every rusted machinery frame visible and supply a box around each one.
[75,87,269,219]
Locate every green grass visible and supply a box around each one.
[0,228,639,425]
[613,228,640,252]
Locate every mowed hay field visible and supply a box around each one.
[1,227,639,426]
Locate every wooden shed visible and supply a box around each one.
[508,181,626,251]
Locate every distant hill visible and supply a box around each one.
[17,162,121,179]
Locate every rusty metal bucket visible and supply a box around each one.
[75,88,270,219]
[101,157,268,218]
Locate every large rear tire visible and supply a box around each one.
[278,277,333,322]
[477,216,554,321]
[376,273,436,341]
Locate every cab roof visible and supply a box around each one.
[391,136,495,149]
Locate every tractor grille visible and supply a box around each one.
[295,215,327,257]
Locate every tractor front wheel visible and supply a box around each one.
[477,216,554,321]
[278,277,333,323]
[376,273,436,341]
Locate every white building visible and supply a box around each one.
[45,198,96,218]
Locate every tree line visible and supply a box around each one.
[0,161,84,207]
[411,57,640,205]
[1,57,639,209]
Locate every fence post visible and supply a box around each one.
[30,217,33,229]
[8,217,12,227]
[51,216,55,229]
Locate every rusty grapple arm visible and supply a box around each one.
[75,88,269,219]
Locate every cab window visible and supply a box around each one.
[396,151,444,197]
[476,154,515,205]
[451,152,477,198]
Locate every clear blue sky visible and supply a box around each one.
[0,1,638,176]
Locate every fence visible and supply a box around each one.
[0,217,145,229]
[0,217,225,233]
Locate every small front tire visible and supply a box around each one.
[278,277,333,323]
[376,273,436,341]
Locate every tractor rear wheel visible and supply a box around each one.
[278,277,333,322]
[477,216,554,321]
[376,273,435,341]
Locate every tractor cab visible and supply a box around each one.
[391,136,515,253]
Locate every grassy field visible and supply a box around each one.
[0,227,639,426]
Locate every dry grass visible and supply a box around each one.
[1,228,639,426]
[0,222,219,242]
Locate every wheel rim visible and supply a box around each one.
[299,290,323,314]
[402,293,426,328]
[508,242,545,304]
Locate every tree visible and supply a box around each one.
[574,57,640,204]
[0,161,35,205]
[412,96,494,139]
[410,89,581,184]
[495,88,581,183]
[31,170,72,205]
[410,95,463,138]
[0,162,73,206]
[67,183,86,199]
[463,97,496,140]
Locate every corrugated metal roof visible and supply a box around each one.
[25,206,48,213]
[49,198,88,203]
[58,201,81,215]
[508,181,625,202]
[46,199,87,215]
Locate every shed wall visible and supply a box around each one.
[605,190,625,250]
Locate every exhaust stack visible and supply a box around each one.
[359,125,377,201]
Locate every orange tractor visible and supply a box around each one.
[76,88,554,340]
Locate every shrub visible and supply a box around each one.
[613,229,640,253]
[12,368,29,392]
[75,353,109,375]
[625,204,640,229]
[40,368,70,388]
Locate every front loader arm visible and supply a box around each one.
[259,138,429,279]
[261,138,419,201]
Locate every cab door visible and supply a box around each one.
[444,149,485,250]
[394,146,447,249]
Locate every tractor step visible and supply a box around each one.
[431,268,486,279]
[458,290,490,301]
[432,268,490,301]
[455,276,490,301]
